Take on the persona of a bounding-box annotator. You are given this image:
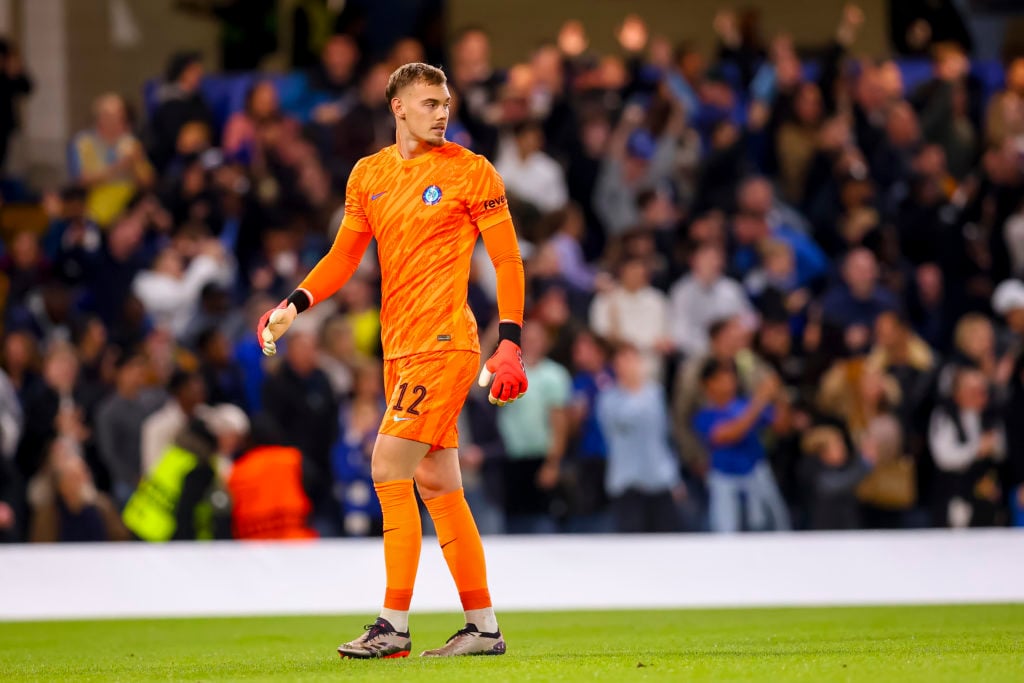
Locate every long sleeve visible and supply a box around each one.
[928,409,976,472]
[297,227,373,307]
[479,218,524,325]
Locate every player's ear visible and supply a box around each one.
[391,97,404,119]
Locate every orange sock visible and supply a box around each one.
[375,479,422,611]
[423,488,491,610]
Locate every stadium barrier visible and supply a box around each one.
[1,529,1022,620]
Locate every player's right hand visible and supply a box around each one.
[257,300,298,357]
[478,340,528,406]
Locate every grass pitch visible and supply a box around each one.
[1,604,1022,682]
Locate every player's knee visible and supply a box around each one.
[371,457,402,483]
[414,467,462,500]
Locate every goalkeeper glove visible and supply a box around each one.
[478,322,528,406]
[257,291,308,356]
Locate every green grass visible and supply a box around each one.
[1,605,1022,682]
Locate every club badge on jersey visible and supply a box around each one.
[422,185,443,205]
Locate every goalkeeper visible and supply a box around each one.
[258,62,525,659]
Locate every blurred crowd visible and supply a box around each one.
[2,3,1024,543]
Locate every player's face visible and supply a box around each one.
[396,81,451,146]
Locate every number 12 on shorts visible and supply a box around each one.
[393,382,427,415]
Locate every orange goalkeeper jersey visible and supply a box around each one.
[339,142,512,360]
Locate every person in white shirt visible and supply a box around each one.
[140,370,208,475]
[132,240,233,339]
[669,242,754,358]
[494,120,567,215]
[589,257,671,383]
[928,367,1004,527]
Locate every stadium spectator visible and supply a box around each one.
[132,241,233,339]
[593,102,678,236]
[855,413,918,528]
[261,324,339,535]
[566,329,612,532]
[94,352,164,506]
[668,242,753,359]
[145,51,215,171]
[673,317,772,477]
[693,359,791,532]
[140,370,207,475]
[334,274,381,360]
[993,280,1024,509]
[27,437,128,542]
[799,425,875,530]
[867,311,935,436]
[589,256,670,383]
[545,203,600,294]
[0,38,32,170]
[818,358,903,448]
[934,313,1002,398]
[495,321,570,533]
[196,328,247,409]
[456,387,507,537]
[223,80,299,163]
[299,34,360,125]
[323,63,394,186]
[814,248,898,355]
[68,93,155,227]
[596,343,683,533]
[1,331,40,402]
[494,120,568,215]
[1,231,52,319]
[0,456,17,542]
[984,56,1024,147]
[15,343,88,482]
[928,367,1006,527]
[776,82,825,205]
[0,366,22,542]
[448,26,502,158]
[733,176,827,288]
[330,361,384,537]
[911,43,978,179]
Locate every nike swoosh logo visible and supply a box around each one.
[441,538,457,550]
[371,191,387,200]
[393,416,413,422]
[383,527,398,534]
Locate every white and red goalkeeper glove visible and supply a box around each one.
[257,291,309,357]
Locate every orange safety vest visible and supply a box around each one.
[227,445,318,540]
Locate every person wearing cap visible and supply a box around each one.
[593,102,678,236]
[144,51,215,171]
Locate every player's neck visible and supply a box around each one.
[395,129,444,160]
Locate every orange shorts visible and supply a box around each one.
[379,350,480,451]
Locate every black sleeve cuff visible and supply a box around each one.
[498,321,522,347]
[287,289,312,313]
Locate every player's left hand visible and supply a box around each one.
[478,340,528,406]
